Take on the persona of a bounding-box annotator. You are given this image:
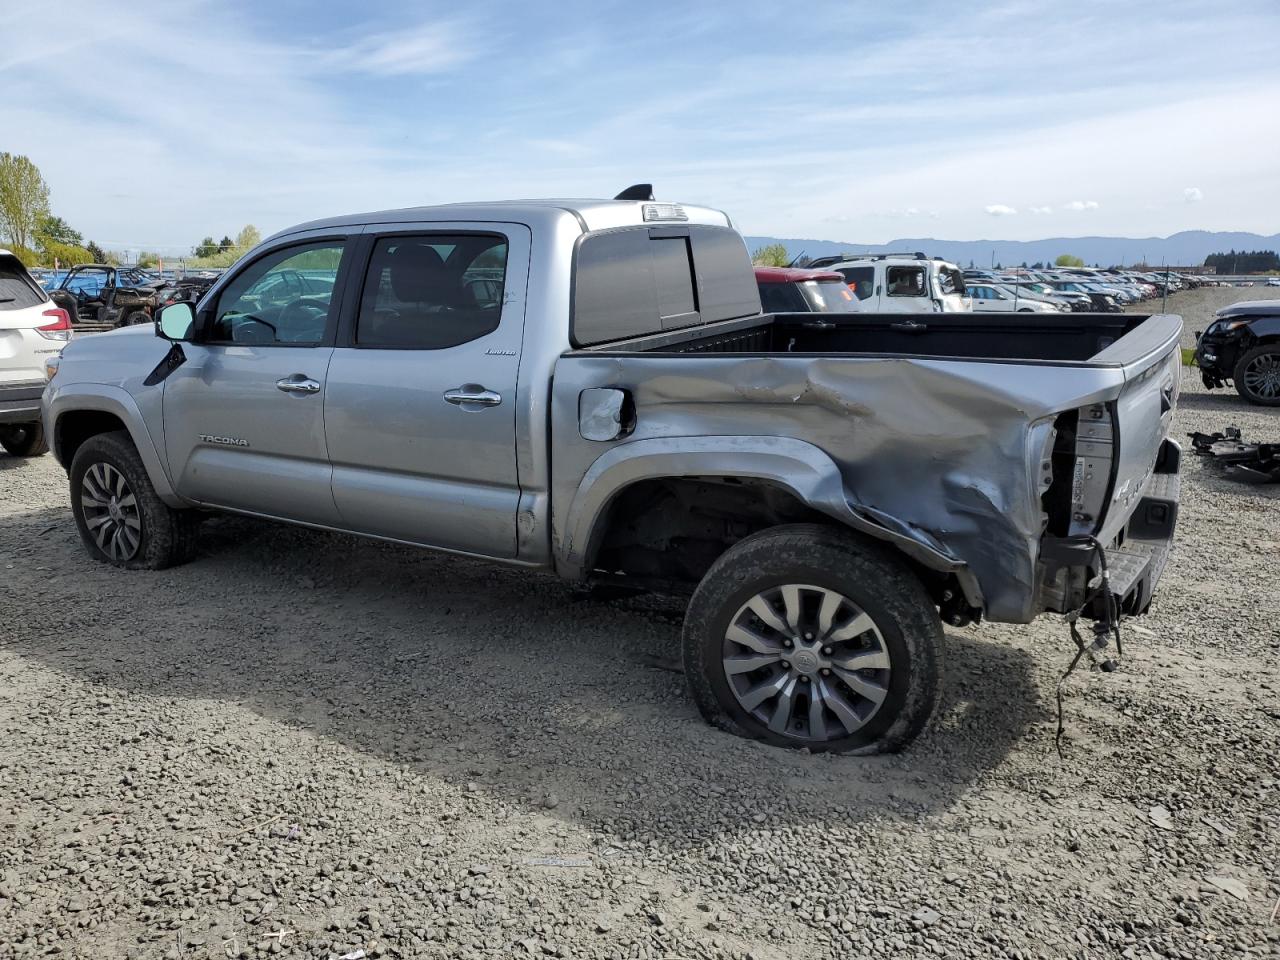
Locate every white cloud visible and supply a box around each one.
[1184,187,1204,203]
[985,204,1018,216]
[320,21,481,76]
[1029,206,1054,214]
[1063,200,1100,211]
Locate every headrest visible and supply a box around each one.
[386,243,449,302]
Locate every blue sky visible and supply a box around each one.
[3,0,1279,256]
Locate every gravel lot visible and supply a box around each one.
[2,289,1278,960]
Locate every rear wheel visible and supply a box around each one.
[1233,344,1280,406]
[0,421,48,457]
[120,310,150,328]
[70,431,198,569]
[682,524,944,754]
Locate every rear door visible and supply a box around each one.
[162,237,353,525]
[323,223,531,557]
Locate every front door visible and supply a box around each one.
[162,239,351,525]
[324,224,530,558]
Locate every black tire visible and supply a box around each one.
[120,310,150,328]
[1232,344,1280,406]
[69,430,198,569]
[683,523,944,754]
[0,421,48,457]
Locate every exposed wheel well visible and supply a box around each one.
[585,476,962,610]
[54,411,129,469]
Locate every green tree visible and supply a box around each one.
[193,236,218,258]
[36,214,83,248]
[41,241,94,267]
[136,251,164,268]
[217,235,233,252]
[1055,254,1085,268]
[86,240,107,263]
[750,243,789,267]
[234,224,261,253]
[0,153,51,251]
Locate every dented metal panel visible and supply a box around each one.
[550,351,1141,624]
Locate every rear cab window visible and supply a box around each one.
[0,255,47,311]
[572,225,760,346]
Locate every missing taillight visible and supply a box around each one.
[37,307,73,341]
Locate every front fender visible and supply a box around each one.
[43,383,185,507]
[555,434,982,606]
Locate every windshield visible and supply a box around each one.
[800,280,860,313]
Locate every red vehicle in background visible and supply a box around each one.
[754,266,861,313]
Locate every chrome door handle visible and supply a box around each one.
[444,385,502,407]
[276,376,320,394]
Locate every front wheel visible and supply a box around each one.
[70,431,199,569]
[682,524,944,754]
[0,421,48,457]
[120,310,150,328]
[1233,344,1280,406]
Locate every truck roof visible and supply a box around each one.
[269,198,733,244]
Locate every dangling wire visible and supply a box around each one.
[1055,538,1124,758]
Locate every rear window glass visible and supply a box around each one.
[572,224,760,346]
[758,282,805,313]
[800,280,860,313]
[0,256,47,310]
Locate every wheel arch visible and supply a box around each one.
[47,387,183,506]
[556,435,983,609]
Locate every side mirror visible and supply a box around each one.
[156,302,195,341]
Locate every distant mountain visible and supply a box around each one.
[743,230,1280,269]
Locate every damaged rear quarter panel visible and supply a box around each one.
[551,352,1127,623]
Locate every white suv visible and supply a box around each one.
[1,249,72,457]
[814,254,971,313]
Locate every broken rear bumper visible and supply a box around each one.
[1039,438,1181,619]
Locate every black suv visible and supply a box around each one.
[1195,300,1280,406]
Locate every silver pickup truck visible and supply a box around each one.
[42,191,1183,754]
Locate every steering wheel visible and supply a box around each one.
[277,299,328,339]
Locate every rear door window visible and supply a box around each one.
[886,266,926,297]
[354,234,509,349]
[0,255,45,310]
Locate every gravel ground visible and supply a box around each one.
[1,289,1278,960]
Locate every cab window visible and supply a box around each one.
[209,242,344,345]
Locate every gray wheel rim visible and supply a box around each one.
[80,462,142,561]
[722,583,891,742]
[1243,352,1280,399]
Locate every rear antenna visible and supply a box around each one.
[614,183,654,201]
[787,251,807,268]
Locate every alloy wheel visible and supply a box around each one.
[81,462,142,561]
[722,583,891,742]
[1243,352,1280,399]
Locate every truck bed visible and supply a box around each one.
[571,311,1174,366]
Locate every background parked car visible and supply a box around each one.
[0,249,70,456]
[816,254,970,313]
[1195,299,1280,405]
[754,266,861,313]
[966,283,1061,313]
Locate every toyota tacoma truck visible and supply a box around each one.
[42,188,1183,754]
